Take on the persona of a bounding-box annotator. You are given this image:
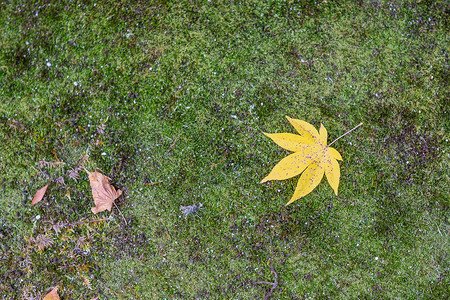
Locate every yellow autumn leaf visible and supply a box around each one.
[261,116,346,206]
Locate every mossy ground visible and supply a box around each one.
[0,0,448,298]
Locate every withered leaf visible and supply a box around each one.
[43,286,60,300]
[86,170,122,214]
[31,184,49,206]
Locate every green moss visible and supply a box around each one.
[0,0,448,298]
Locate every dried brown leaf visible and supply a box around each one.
[43,286,60,300]
[78,153,89,167]
[55,176,65,185]
[86,170,122,214]
[31,184,49,206]
[30,233,54,252]
[68,167,80,180]
[37,160,64,168]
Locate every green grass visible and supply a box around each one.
[1,0,448,298]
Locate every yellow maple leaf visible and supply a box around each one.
[261,116,355,206]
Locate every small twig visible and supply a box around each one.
[113,202,128,226]
[145,181,162,186]
[328,122,363,146]
[82,218,109,224]
[436,224,443,236]
[255,261,278,300]
[167,137,179,152]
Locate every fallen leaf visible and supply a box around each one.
[30,233,54,252]
[31,184,49,206]
[37,160,64,168]
[261,116,343,205]
[43,286,60,300]
[86,170,122,214]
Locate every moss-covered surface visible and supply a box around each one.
[1,1,448,298]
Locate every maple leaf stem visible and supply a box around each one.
[113,202,128,226]
[328,122,363,147]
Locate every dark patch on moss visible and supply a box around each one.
[372,190,415,239]
[368,101,441,182]
[255,84,281,119]
[317,96,341,119]
[2,43,31,71]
